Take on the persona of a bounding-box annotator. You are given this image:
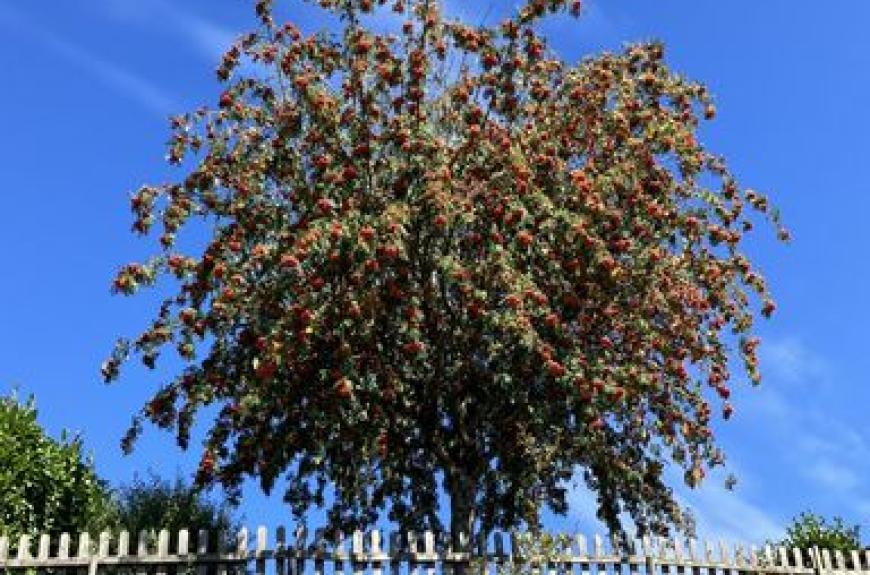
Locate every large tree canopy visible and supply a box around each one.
[104,0,787,543]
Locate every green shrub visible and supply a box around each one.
[0,392,114,539]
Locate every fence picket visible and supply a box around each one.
[688,538,699,575]
[389,532,401,575]
[352,530,366,575]
[197,529,209,575]
[179,529,190,556]
[836,551,846,571]
[314,528,326,575]
[228,527,248,575]
[337,530,349,575]
[0,536,8,563]
[16,535,30,561]
[137,530,149,575]
[100,531,111,559]
[79,532,91,559]
[38,533,50,561]
[424,530,436,575]
[409,531,420,575]
[156,529,170,575]
[733,544,744,575]
[372,530,384,575]
[255,526,268,575]
[494,531,506,575]
[574,533,592,575]
[276,526,287,575]
[792,548,803,570]
[717,541,731,575]
[296,526,308,575]
[749,546,759,569]
[628,538,640,575]
[119,530,130,557]
[59,533,70,559]
[673,538,685,575]
[659,538,671,575]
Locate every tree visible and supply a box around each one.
[776,512,861,555]
[103,0,787,546]
[0,392,115,538]
[107,471,241,552]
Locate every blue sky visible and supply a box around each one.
[1,0,869,548]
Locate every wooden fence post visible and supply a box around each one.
[643,535,656,575]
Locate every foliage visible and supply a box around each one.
[0,392,115,538]
[104,0,787,542]
[106,471,241,551]
[471,531,575,575]
[775,512,861,554]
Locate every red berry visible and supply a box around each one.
[359,226,375,242]
[403,341,425,355]
[546,359,565,378]
[281,254,300,268]
[255,361,276,380]
[516,230,533,247]
[335,378,353,399]
[316,197,334,214]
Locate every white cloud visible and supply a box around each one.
[99,0,236,63]
[43,35,176,116]
[564,463,782,546]
[761,337,831,386]
[803,459,860,492]
[678,480,783,545]
[158,3,236,62]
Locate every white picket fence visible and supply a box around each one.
[0,527,861,575]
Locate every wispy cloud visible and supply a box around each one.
[563,463,782,545]
[0,3,175,116]
[656,455,784,546]
[674,468,783,544]
[747,338,865,495]
[156,2,236,62]
[803,459,860,492]
[100,0,236,63]
[761,337,831,386]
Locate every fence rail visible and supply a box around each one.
[0,527,859,575]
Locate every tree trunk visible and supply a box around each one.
[448,473,476,575]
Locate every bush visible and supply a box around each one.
[766,512,862,567]
[107,471,242,552]
[0,392,115,539]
